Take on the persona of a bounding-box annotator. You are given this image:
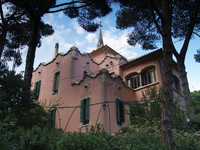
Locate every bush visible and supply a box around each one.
[173,132,200,150]
[0,126,63,150]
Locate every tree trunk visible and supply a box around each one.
[0,26,8,59]
[24,17,40,88]
[161,0,173,149]
[177,61,195,119]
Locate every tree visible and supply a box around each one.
[190,90,200,117]
[194,49,200,62]
[0,64,48,129]
[114,0,200,149]
[0,1,54,70]
[7,0,112,88]
[0,0,26,59]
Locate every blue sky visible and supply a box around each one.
[15,6,200,92]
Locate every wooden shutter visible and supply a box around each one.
[54,72,60,92]
[120,101,125,123]
[85,98,90,122]
[116,99,125,125]
[116,99,120,124]
[49,109,56,128]
[37,80,41,98]
[80,99,84,122]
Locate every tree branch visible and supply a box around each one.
[151,10,162,34]
[193,31,200,37]
[0,0,6,25]
[149,0,164,22]
[47,3,91,14]
[50,0,84,9]
[180,13,197,60]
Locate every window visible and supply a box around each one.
[172,75,181,92]
[141,68,156,86]
[53,72,60,93]
[133,74,140,89]
[49,109,56,128]
[125,66,156,89]
[116,99,125,125]
[34,80,41,99]
[80,98,90,124]
[83,71,88,76]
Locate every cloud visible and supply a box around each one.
[71,19,85,35]
[101,27,138,59]
[86,33,96,42]
[76,40,85,46]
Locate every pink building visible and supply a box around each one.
[31,29,183,134]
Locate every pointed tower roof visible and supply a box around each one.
[97,28,104,49]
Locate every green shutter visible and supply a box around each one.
[80,100,84,122]
[34,81,41,99]
[116,99,120,124]
[34,82,37,92]
[54,72,60,92]
[52,109,56,128]
[49,109,56,128]
[116,99,125,125]
[37,80,41,98]
[86,98,90,122]
[121,101,125,123]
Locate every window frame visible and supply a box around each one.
[34,80,41,99]
[49,109,56,128]
[116,99,125,125]
[80,98,90,125]
[53,72,60,93]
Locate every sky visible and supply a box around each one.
[15,4,200,92]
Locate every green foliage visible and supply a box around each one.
[0,68,48,130]
[190,90,200,116]
[115,0,200,50]
[129,86,161,131]
[129,86,186,130]
[173,132,200,150]
[1,125,199,150]
[0,126,63,150]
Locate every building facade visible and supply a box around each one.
[31,29,183,134]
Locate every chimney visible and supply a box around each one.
[53,43,59,58]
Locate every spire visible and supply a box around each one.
[53,43,59,58]
[97,25,104,49]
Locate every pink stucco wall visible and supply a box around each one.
[31,46,183,134]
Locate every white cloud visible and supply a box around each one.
[86,47,95,53]
[76,40,85,46]
[101,27,138,59]
[86,33,96,42]
[71,19,85,35]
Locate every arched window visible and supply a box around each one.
[125,65,157,89]
[126,72,140,89]
[172,75,181,92]
[141,66,156,86]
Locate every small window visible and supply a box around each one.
[49,109,56,128]
[80,98,90,124]
[116,99,125,125]
[53,72,60,93]
[34,80,41,99]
